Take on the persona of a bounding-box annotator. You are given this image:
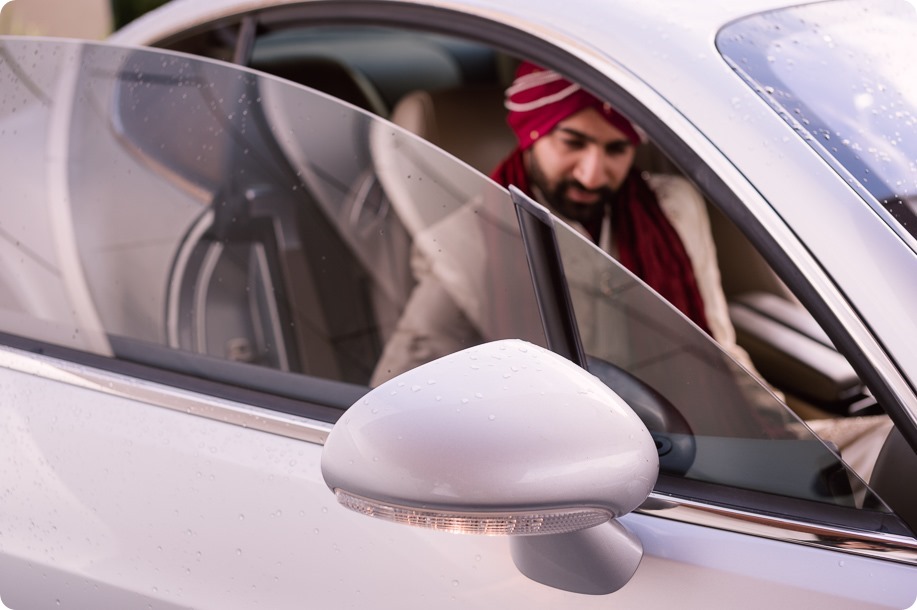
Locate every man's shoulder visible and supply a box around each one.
[644,172,704,206]
[643,172,707,226]
[643,172,696,197]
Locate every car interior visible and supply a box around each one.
[230,25,876,414]
[150,21,916,528]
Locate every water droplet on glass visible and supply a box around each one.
[488,414,496,421]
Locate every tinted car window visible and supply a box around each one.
[553,219,895,517]
[0,38,546,392]
[717,0,917,248]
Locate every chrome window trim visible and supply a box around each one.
[2,341,915,565]
[0,343,333,444]
[640,493,917,567]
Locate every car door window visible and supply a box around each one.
[551,218,907,529]
[0,38,546,397]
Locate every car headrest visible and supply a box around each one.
[391,85,517,175]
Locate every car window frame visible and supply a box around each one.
[162,0,917,458]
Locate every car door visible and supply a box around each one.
[2,26,917,610]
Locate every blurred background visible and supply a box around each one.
[0,0,169,38]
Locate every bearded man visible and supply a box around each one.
[490,61,735,346]
[371,62,745,384]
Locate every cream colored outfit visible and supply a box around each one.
[371,173,753,385]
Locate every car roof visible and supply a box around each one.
[107,0,808,130]
[110,0,801,54]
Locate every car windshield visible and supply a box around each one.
[717,0,917,250]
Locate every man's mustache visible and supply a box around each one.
[561,180,617,200]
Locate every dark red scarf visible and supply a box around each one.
[491,149,710,334]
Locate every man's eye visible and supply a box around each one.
[561,138,587,150]
[605,142,632,156]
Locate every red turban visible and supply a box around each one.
[504,62,642,149]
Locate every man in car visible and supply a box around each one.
[489,61,736,352]
[372,62,751,385]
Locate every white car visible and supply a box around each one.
[1,0,916,607]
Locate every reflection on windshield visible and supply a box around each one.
[0,37,546,388]
[717,0,917,248]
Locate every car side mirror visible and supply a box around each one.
[321,340,659,594]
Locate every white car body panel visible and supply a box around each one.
[0,348,914,608]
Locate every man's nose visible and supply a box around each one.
[573,147,608,191]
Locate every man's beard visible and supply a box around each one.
[527,154,617,225]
